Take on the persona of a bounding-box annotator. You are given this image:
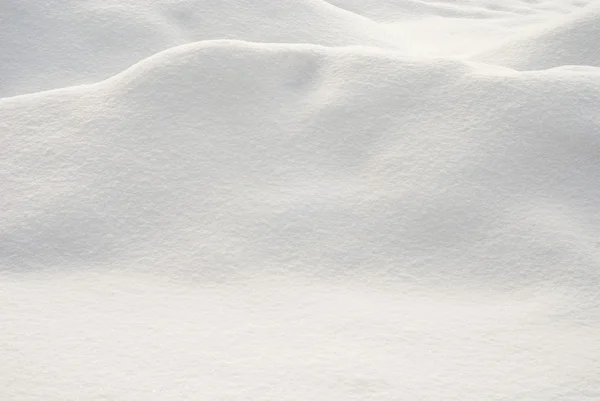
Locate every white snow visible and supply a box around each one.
[1,1,600,400]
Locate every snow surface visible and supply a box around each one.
[2,1,600,400]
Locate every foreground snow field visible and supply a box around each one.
[2,1,599,400]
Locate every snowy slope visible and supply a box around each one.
[0,0,397,97]
[474,4,600,69]
[2,1,600,400]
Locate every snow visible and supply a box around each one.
[2,1,600,400]
[474,4,600,69]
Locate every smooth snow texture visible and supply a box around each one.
[2,1,600,401]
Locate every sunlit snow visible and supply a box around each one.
[2,1,599,400]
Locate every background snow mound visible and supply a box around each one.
[2,0,596,98]
[473,5,600,70]
[0,0,397,98]
[3,41,599,289]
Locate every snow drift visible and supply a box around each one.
[475,4,600,70]
[3,41,600,286]
[2,1,600,400]
[0,0,397,97]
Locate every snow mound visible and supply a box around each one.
[474,5,600,70]
[3,40,600,287]
[0,0,397,98]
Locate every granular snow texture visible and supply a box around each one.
[1,1,599,400]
